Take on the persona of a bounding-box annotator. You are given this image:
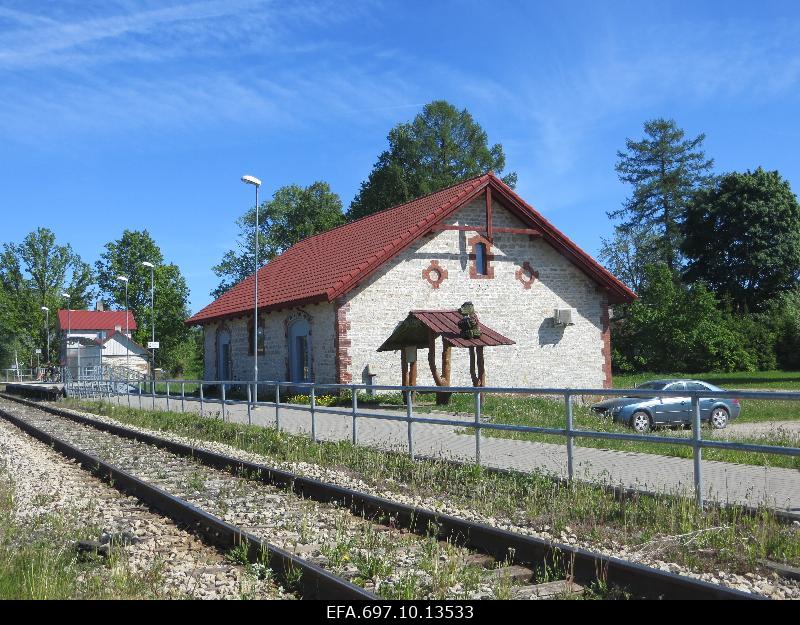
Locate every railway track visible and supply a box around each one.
[0,392,760,600]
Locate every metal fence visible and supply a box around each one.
[2,368,35,383]
[70,374,800,508]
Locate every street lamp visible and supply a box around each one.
[40,306,49,364]
[142,261,155,378]
[117,275,129,372]
[61,293,71,377]
[242,174,262,404]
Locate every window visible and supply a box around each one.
[248,315,266,356]
[468,235,494,279]
[475,243,487,275]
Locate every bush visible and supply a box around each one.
[611,264,766,373]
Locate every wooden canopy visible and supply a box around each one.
[379,309,514,404]
[378,310,515,352]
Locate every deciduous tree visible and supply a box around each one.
[348,101,516,220]
[95,230,192,374]
[212,181,344,297]
[681,168,800,312]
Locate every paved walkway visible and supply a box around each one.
[109,393,799,515]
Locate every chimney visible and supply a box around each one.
[96,300,104,311]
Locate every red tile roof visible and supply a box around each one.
[187,173,636,325]
[378,310,515,351]
[57,309,137,332]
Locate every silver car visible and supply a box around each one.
[591,379,742,433]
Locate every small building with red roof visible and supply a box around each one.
[187,173,635,390]
[57,303,149,377]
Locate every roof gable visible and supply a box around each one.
[101,330,149,354]
[187,174,635,325]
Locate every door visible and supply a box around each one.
[686,382,714,422]
[654,382,690,424]
[288,319,311,385]
[217,330,231,383]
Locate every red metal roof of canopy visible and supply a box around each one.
[57,309,137,332]
[378,310,515,351]
[186,173,636,325]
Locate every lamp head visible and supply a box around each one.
[241,175,261,187]
[142,261,154,268]
[61,292,69,298]
[41,306,49,312]
[116,275,128,283]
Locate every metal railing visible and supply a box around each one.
[86,376,800,508]
[2,368,35,383]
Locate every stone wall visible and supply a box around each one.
[201,301,337,384]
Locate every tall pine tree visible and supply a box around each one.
[611,119,713,272]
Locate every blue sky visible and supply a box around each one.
[2,0,799,313]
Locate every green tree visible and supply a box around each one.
[682,168,800,312]
[612,264,757,373]
[0,228,94,365]
[599,225,660,294]
[347,101,517,221]
[212,181,344,297]
[611,119,714,272]
[764,287,800,370]
[95,230,192,374]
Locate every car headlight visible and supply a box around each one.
[611,406,622,417]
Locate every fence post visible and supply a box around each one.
[692,395,703,508]
[138,381,142,410]
[565,392,574,481]
[199,383,204,416]
[406,389,414,458]
[474,391,481,465]
[351,384,358,445]
[166,381,170,412]
[181,382,185,413]
[221,383,227,422]
[275,383,280,431]
[126,371,131,408]
[310,385,317,443]
[247,383,252,425]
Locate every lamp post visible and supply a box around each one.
[242,174,262,404]
[61,292,70,377]
[142,261,155,378]
[117,275,129,372]
[40,306,49,364]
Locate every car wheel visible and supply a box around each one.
[630,411,652,433]
[710,407,729,429]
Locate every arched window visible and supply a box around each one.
[248,315,265,356]
[468,235,494,279]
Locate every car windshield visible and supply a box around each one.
[635,381,670,390]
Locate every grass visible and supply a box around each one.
[614,370,800,391]
[445,393,800,470]
[62,399,800,578]
[0,474,164,599]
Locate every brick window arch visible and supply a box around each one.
[468,234,494,279]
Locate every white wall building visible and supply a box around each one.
[57,306,149,377]
[187,174,636,392]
